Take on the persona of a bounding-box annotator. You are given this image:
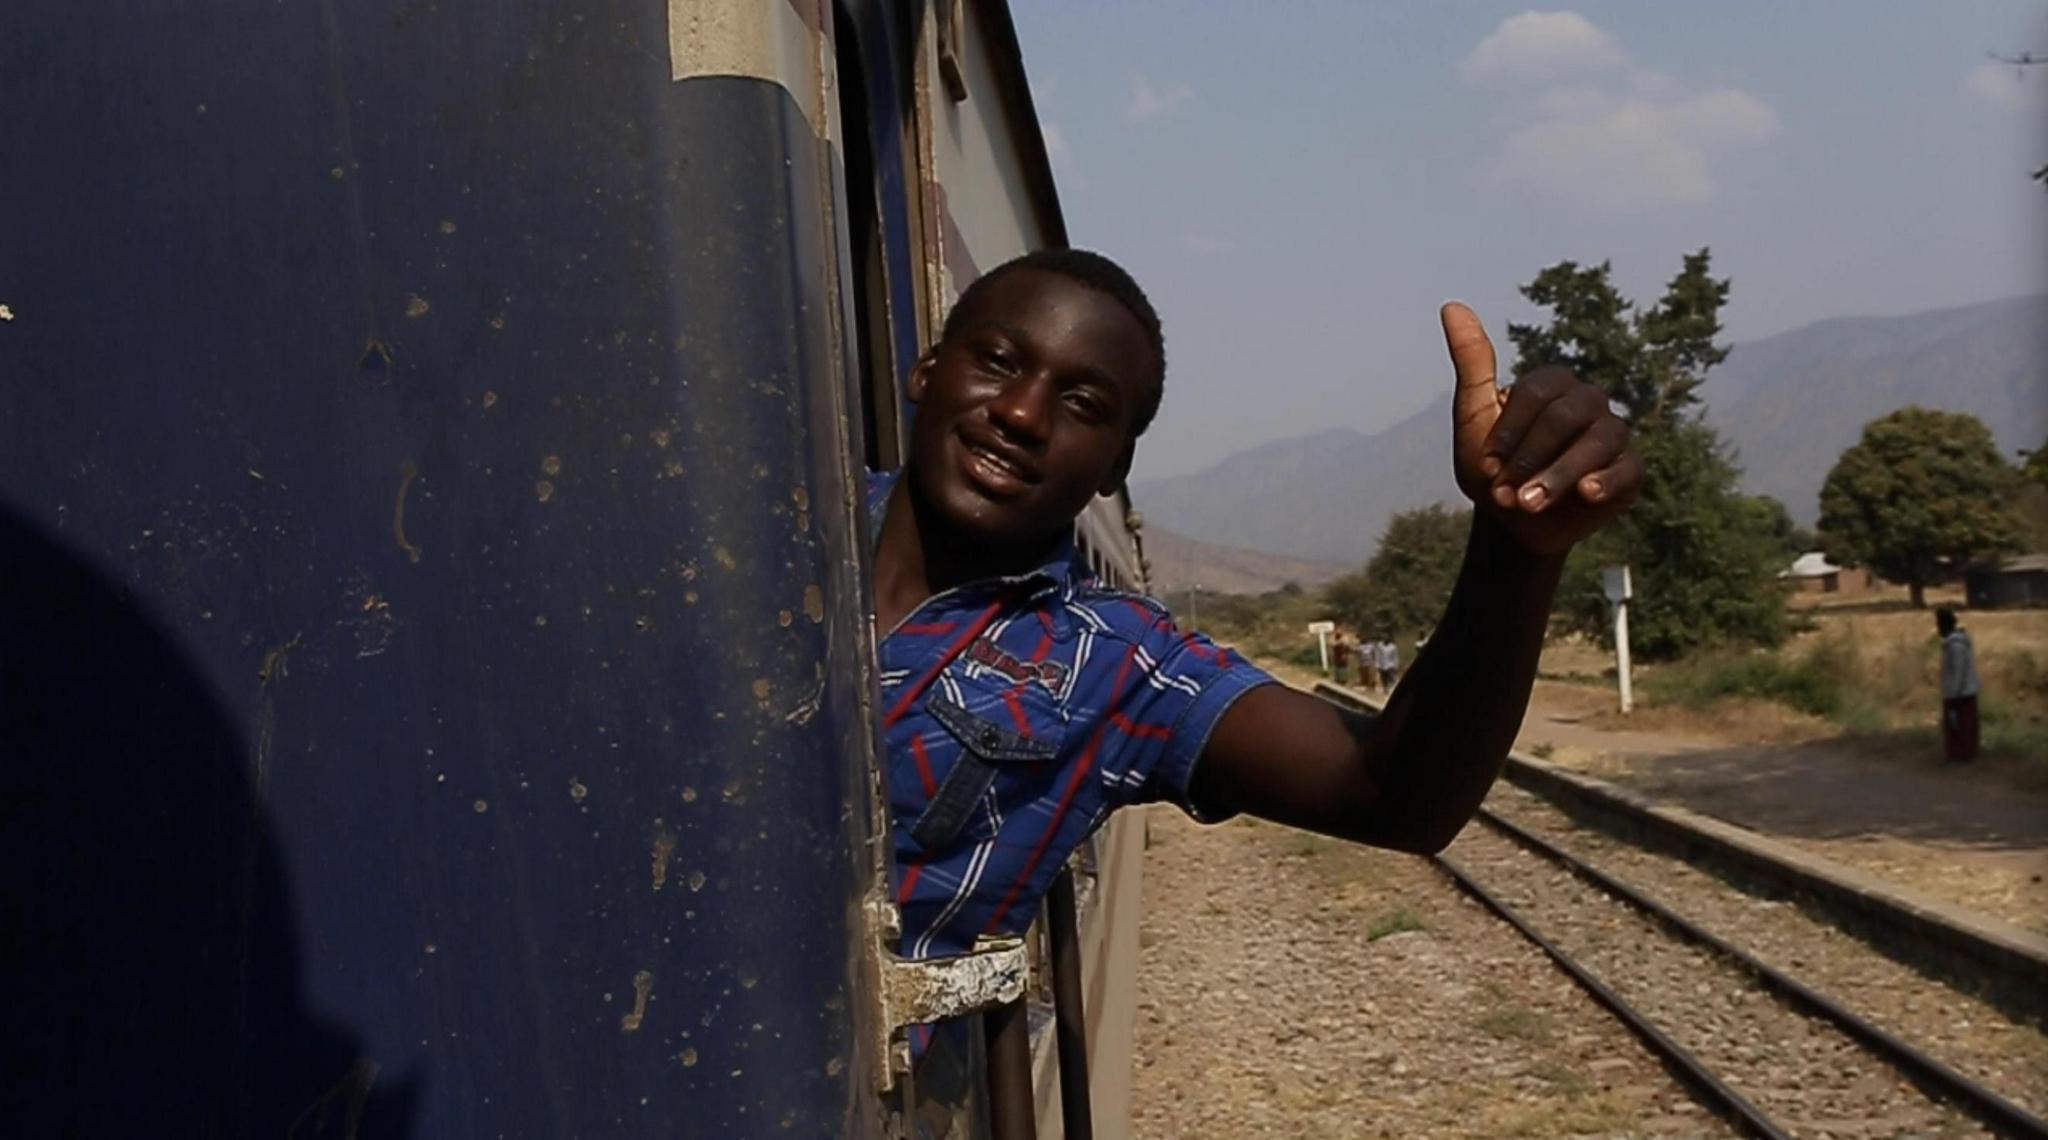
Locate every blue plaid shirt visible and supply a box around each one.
[869,471,1275,962]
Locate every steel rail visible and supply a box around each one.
[1475,806,2048,1140]
[1433,853,1796,1140]
[1047,868,1096,1140]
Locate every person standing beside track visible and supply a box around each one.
[870,248,1643,989]
[1376,633,1401,691]
[1937,608,1980,763]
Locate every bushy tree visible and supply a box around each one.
[1743,495,1818,563]
[1508,249,1729,430]
[1553,425,1789,657]
[1323,504,1471,640]
[1511,250,1787,657]
[1817,408,2025,607]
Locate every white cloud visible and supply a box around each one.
[1965,60,2048,112]
[1465,11,1779,211]
[1500,90,1779,210]
[1123,75,1193,124]
[1461,10,1627,85]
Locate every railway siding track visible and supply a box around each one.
[1496,747,2048,1026]
[1482,785,2048,1126]
[1313,681,2048,1026]
[1441,824,2004,1138]
[1310,683,2048,1138]
[1453,800,2048,1138]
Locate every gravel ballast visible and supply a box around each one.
[1128,807,1734,1139]
[1480,782,2048,1124]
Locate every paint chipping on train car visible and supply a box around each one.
[666,0,829,139]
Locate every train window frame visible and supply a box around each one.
[834,6,904,473]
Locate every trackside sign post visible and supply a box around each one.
[1601,565,1634,714]
[1307,620,1336,676]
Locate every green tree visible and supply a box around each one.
[1507,249,1729,430]
[1323,504,1471,640]
[1817,407,2026,607]
[2022,438,2048,488]
[1553,424,1789,657]
[1511,250,1787,657]
[1742,494,1817,563]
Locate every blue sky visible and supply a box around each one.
[1008,3,2048,479]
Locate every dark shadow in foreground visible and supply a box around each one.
[0,507,415,1136]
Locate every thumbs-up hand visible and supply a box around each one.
[1443,302,1642,556]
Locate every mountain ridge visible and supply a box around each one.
[1132,294,2048,566]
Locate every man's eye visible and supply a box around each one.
[1064,391,1105,419]
[980,348,1017,373]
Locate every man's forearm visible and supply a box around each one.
[1365,513,1563,851]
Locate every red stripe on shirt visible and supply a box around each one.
[1111,711,1171,740]
[895,621,959,637]
[883,599,1005,728]
[896,860,924,905]
[1002,688,1031,735]
[909,733,938,797]
[981,642,1139,932]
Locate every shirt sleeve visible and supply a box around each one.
[1092,607,1276,822]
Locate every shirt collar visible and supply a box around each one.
[866,467,1082,597]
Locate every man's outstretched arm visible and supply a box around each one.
[1187,303,1642,854]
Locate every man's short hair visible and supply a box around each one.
[1936,607,1957,633]
[941,248,1166,440]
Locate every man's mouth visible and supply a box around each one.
[958,432,1040,496]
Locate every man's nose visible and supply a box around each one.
[987,371,1054,442]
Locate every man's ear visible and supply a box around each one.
[906,348,937,403]
[1099,438,1136,498]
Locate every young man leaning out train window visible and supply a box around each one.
[868,249,1640,979]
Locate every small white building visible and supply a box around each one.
[1779,551,1876,594]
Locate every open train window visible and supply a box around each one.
[835,7,904,473]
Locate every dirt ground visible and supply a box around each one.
[1128,810,1729,1139]
[1260,645,2048,936]
[1513,677,2048,937]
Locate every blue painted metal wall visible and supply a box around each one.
[1,2,888,1135]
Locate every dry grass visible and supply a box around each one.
[1599,599,2048,778]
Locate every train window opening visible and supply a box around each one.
[835,8,901,473]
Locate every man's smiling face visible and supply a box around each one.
[906,267,1157,555]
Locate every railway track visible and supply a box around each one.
[1436,783,2048,1139]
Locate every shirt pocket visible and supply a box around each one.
[908,686,1064,853]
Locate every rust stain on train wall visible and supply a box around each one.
[619,969,655,1033]
[392,460,423,563]
[650,820,677,890]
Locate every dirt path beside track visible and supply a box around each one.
[1256,656,2047,934]
[1513,681,2048,935]
[1127,809,1730,1140]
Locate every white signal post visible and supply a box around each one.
[1601,565,1633,714]
[1307,620,1336,676]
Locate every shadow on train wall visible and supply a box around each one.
[0,506,417,1136]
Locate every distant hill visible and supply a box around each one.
[1132,294,2048,564]
[1140,524,1348,595]
[1702,294,2047,524]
